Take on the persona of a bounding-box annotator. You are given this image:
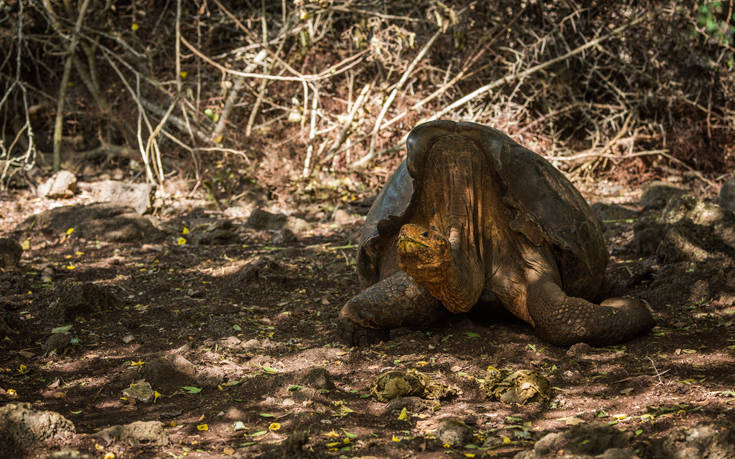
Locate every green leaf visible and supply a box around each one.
[233,421,247,431]
[261,366,279,374]
[232,324,242,331]
[52,325,73,334]
[250,430,268,437]
[288,385,302,392]
[342,429,357,439]
[464,332,481,338]
[259,413,275,418]
[182,386,202,394]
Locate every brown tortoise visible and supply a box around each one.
[339,120,654,346]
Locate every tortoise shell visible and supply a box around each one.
[356,120,607,299]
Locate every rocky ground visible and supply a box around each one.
[0,173,734,458]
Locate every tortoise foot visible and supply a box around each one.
[337,316,389,346]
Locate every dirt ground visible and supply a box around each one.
[0,172,734,458]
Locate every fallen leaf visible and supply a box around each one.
[197,424,208,431]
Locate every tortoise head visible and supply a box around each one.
[397,223,452,280]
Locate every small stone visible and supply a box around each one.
[332,208,354,225]
[640,181,686,210]
[38,170,77,199]
[566,342,593,357]
[0,238,22,268]
[436,417,473,447]
[719,177,735,212]
[88,180,153,214]
[43,333,72,355]
[122,380,155,403]
[241,338,260,350]
[272,228,296,244]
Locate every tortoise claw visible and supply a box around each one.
[337,316,389,346]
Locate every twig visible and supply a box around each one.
[180,35,368,82]
[429,16,646,122]
[647,356,668,385]
[215,78,245,143]
[46,0,92,171]
[354,29,442,169]
[302,86,320,176]
[320,81,372,165]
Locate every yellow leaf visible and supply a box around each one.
[180,71,188,79]
[154,391,161,403]
[21,239,30,250]
[66,264,76,270]
[7,389,17,397]
[182,227,190,235]
[325,430,340,438]
[131,23,139,31]
[397,407,409,421]
[443,443,451,448]
[269,422,281,431]
[129,360,145,367]
[415,361,428,367]
[66,227,75,235]
[503,436,511,444]
[177,237,187,246]
[197,424,208,431]
[104,453,115,459]
[94,444,104,451]
[392,435,401,442]
[170,421,177,427]
[465,454,476,458]
[18,364,27,373]
[326,442,341,447]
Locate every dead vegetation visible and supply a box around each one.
[0,1,733,199]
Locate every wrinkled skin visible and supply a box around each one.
[339,120,654,346]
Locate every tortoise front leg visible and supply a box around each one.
[338,270,444,346]
[526,276,655,346]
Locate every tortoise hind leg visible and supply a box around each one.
[526,278,655,346]
[339,271,444,346]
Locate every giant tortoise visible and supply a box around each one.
[339,120,654,346]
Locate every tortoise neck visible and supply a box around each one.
[417,251,484,314]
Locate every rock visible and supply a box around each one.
[43,333,72,356]
[55,281,119,320]
[0,403,76,452]
[383,396,430,415]
[88,180,153,214]
[640,181,686,210]
[299,367,335,391]
[0,238,22,268]
[272,228,296,244]
[94,420,167,446]
[436,417,473,447]
[38,170,77,199]
[719,177,735,212]
[633,224,665,255]
[246,209,287,230]
[652,423,735,459]
[566,342,593,357]
[122,380,155,403]
[142,354,197,391]
[189,219,240,245]
[333,208,355,225]
[527,423,632,458]
[20,203,164,242]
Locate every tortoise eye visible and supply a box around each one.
[421,231,429,238]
